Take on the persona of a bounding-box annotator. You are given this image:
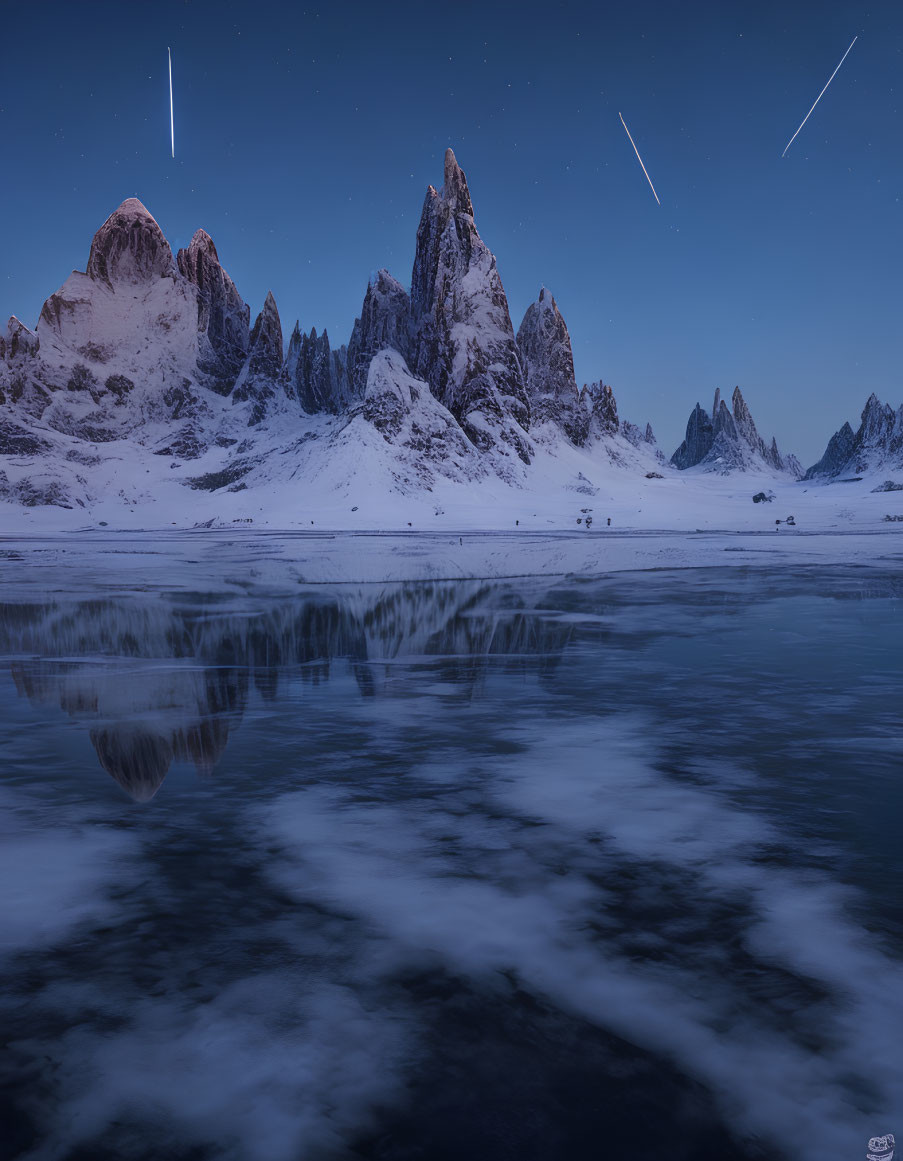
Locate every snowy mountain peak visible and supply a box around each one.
[2,316,40,360]
[410,150,532,470]
[442,147,473,216]
[186,228,218,259]
[806,394,903,479]
[85,197,177,287]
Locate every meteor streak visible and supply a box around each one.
[618,112,661,206]
[168,46,174,158]
[781,36,857,157]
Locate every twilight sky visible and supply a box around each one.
[1,0,900,464]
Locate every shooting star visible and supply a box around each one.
[782,35,857,157]
[619,112,661,205]
[168,46,174,158]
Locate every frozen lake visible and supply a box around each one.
[1,544,901,1160]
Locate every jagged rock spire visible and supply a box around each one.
[516,288,588,445]
[441,148,474,217]
[233,291,283,424]
[283,323,341,414]
[671,403,714,470]
[409,148,532,467]
[673,387,797,475]
[85,198,176,286]
[713,398,738,442]
[805,394,903,479]
[249,291,282,380]
[177,228,250,394]
[346,269,411,399]
[582,382,619,437]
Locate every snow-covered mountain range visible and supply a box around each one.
[804,394,903,481]
[671,387,801,477]
[0,148,897,526]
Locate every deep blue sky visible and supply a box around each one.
[1,0,900,463]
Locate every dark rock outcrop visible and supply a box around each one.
[805,422,856,479]
[671,403,714,469]
[283,325,343,414]
[516,288,588,445]
[232,291,283,424]
[177,229,250,393]
[581,382,619,437]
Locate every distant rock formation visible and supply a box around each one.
[672,387,799,476]
[233,291,283,425]
[806,394,903,479]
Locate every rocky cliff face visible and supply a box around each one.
[409,149,532,471]
[516,289,588,446]
[84,198,178,287]
[283,324,341,414]
[232,292,283,425]
[177,229,250,394]
[672,387,799,475]
[805,395,903,479]
[582,382,620,438]
[346,271,411,400]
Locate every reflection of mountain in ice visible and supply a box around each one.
[1,582,573,799]
[1,566,902,1161]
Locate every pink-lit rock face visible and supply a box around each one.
[85,198,177,287]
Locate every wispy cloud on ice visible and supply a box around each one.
[27,978,410,1161]
[259,716,903,1160]
[0,788,137,957]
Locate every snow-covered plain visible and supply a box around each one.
[1,457,900,589]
